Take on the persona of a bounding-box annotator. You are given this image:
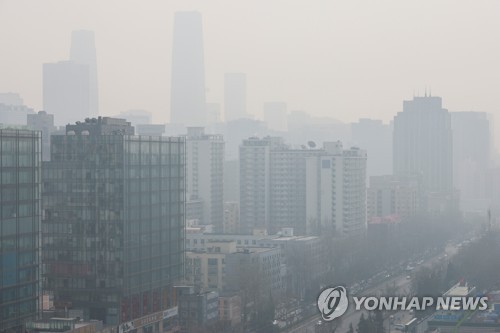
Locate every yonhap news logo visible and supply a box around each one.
[317,286,349,321]
[317,286,489,321]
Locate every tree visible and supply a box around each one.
[372,310,385,333]
[357,313,370,333]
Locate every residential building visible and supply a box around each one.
[224,73,247,122]
[239,136,325,235]
[0,129,42,332]
[185,241,237,291]
[223,202,239,234]
[185,127,224,231]
[306,141,367,235]
[367,175,421,223]
[239,137,277,233]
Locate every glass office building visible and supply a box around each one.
[42,118,185,325]
[0,129,42,333]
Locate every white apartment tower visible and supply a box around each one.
[186,127,224,231]
[306,142,367,236]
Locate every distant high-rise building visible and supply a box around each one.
[263,102,287,132]
[451,111,492,211]
[0,92,23,106]
[224,73,247,121]
[306,142,367,235]
[42,117,185,325]
[225,118,268,160]
[206,103,221,126]
[0,103,34,126]
[116,109,152,126]
[239,137,277,233]
[43,61,90,126]
[393,96,453,194]
[170,11,206,126]
[367,175,421,223]
[136,124,166,136]
[70,30,99,116]
[0,129,42,332]
[27,110,57,161]
[186,127,224,231]
[351,119,392,178]
[393,96,456,214]
[223,202,240,234]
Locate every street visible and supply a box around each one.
[285,243,459,333]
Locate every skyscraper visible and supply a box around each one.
[43,61,90,126]
[0,129,42,332]
[224,73,247,122]
[451,111,491,209]
[170,11,206,126]
[351,118,392,178]
[42,117,185,325]
[263,102,288,132]
[393,96,453,194]
[70,30,99,116]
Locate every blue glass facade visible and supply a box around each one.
[42,127,185,325]
[0,129,42,333]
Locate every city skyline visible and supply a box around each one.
[1,1,499,148]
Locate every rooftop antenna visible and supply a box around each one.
[425,86,428,97]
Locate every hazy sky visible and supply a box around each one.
[1,0,499,146]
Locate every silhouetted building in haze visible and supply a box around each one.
[170,11,206,126]
[70,30,99,116]
[224,73,247,122]
[393,95,455,213]
[0,92,23,106]
[43,61,90,126]
[263,102,287,132]
[351,118,392,178]
[0,103,34,126]
[451,111,492,212]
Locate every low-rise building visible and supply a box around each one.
[177,287,218,333]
